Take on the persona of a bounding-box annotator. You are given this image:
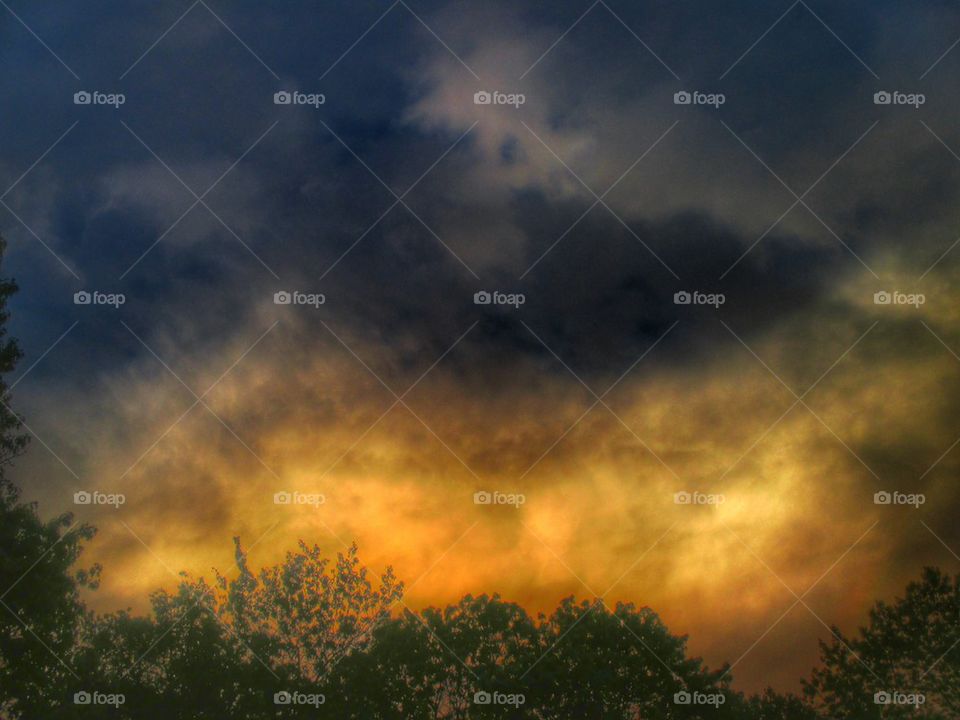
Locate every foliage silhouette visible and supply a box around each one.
[0,236,99,719]
[805,567,960,719]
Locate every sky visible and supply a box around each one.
[2,0,960,693]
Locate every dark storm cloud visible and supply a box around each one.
[3,0,959,480]
[3,0,957,369]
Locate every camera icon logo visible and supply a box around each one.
[473,491,492,505]
[73,91,92,105]
[674,291,691,305]
[673,491,692,505]
[673,91,691,105]
[274,91,292,105]
[474,290,491,305]
[474,91,492,105]
[74,691,92,704]
[673,691,692,704]
[74,291,91,305]
[274,691,292,704]
[74,491,92,505]
[274,491,292,505]
[874,691,891,705]
[274,291,292,305]
[873,91,892,105]
[473,691,492,704]
[873,291,891,305]
[874,491,892,505]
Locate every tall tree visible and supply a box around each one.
[0,236,100,719]
[805,567,960,719]
[76,539,402,718]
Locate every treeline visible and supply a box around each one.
[2,497,959,719]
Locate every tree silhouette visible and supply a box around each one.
[218,537,403,684]
[742,689,818,720]
[328,593,541,717]
[324,592,818,719]
[529,597,739,719]
[805,567,960,719]
[0,236,100,719]
[68,541,401,719]
[63,543,819,719]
